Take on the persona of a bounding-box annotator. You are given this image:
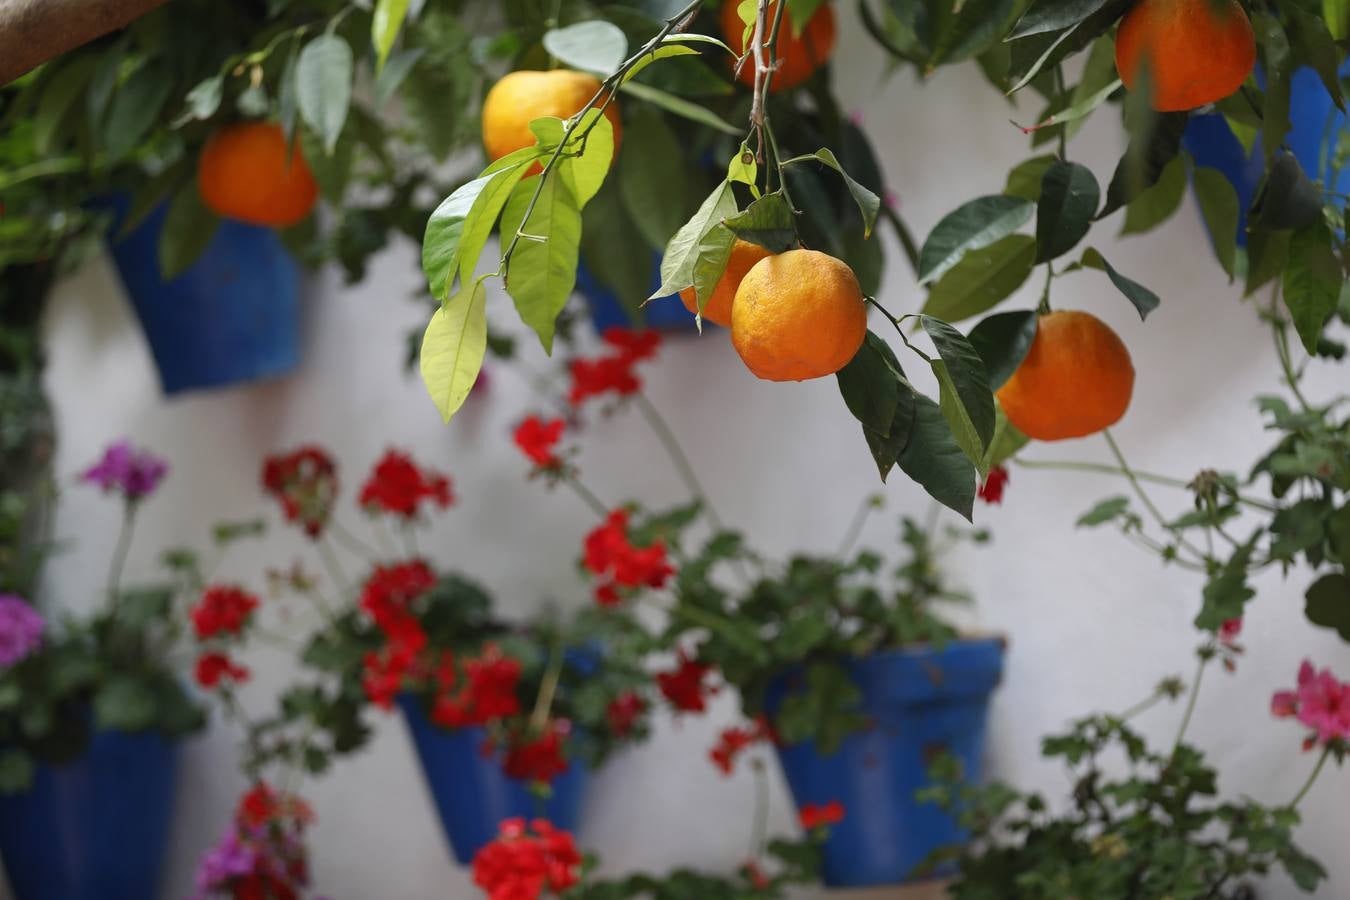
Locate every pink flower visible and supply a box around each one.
[1218,618,1242,646]
[81,440,168,501]
[1271,660,1350,747]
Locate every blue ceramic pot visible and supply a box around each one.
[397,694,588,865]
[576,255,700,334]
[104,195,301,395]
[1183,63,1350,247]
[0,730,179,900]
[767,637,1006,887]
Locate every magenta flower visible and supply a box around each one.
[1271,660,1350,747]
[0,594,44,667]
[193,831,258,892]
[1218,618,1242,646]
[81,440,168,501]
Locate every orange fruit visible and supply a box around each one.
[1115,0,1255,111]
[730,249,866,381]
[996,310,1135,441]
[481,70,623,164]
[679,239,775,327]
[197,122,318,227]
[719,0,836,92]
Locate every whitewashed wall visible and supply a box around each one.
[17,12,1350,900]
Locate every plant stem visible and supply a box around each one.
[530,639,565,733]
[106,502,139,611]
[1053,65,1068,158]
[317,535,351,600]
[1012,457,1279,513]
[1038,261,1054,314]
[565,475,611,519]
[1271,287,1314,414]
[1288,747,1331,809]
[635,392,725,532]
[837,494,879,557]
[1171,650,1210,755]
[1116,690,1165,722]
[327,518,378,561]
[1103,430,1208,561]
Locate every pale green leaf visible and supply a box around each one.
[420,278,488,423]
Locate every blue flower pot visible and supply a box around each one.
[104,195,301,395]
[1183,63,1350,247]
[767,637,1006,887]
[0,730,180,900]
[576,255,700,334]
[398,694,588,865]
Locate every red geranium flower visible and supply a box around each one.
[473,819,582,900]
[503,720,571,784]
[359,450,454,519]
[657,651,717,713]
[195,652,250,689]
[710,716,771,775]
[977,465,1009,505]
[191,585,260,640]
[567,328,661,406]
[799,800,846,830]
[582,509,674,605]
[431,645,523,728]
[358,561,436,707]
[606,692,646,738]
[261,446,337,538]
[602,326,661,361]
[513,416,566,470]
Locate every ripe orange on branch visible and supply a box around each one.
[730,248,866,381]
[197,122,319,227]
[1114,0,1255,111]
[680,239,775,327]
[481,70,623,164]
[719,0,836,92]
[996,310,1135,441]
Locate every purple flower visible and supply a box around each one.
[81,440,168,501]
[194,830,259,891]
[0,595,43,668]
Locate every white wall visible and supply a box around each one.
[21,12,1350,900]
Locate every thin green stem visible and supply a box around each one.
[1116,691,1166,722]
[837,494,880,558]
[1272,290,1314,413]
[635,392,725,532]
[565,475,611,519]
[106,503,139,611]
[1103,430,1208,561]
[1287,747,1331,809]
[1053,65,1069,158]
[1172,650,1210,755]
[327,518,378,561]
[529,639,565,733]
[1011,457,1278,512]
[317,536,351,601]
[1038,262,1054,314]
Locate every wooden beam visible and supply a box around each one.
[0,0,171,86]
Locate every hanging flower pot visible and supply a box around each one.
[103,195,301,395]
[397,695,588,865]
[767,637,1006,888]
[1183,63,1350,248]
[576,255,700,335]
[0,729,180,900]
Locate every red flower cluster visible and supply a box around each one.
[472,818,583,900]
[799,800,846,830]
[710,717,771,775]
[195,652,250,689]
[514,416,566,470]
[977,465,1009,505]
[568,327,661,406]
[261,446,337,538]
[359,450,454,519]
[582,509,674,606]
[191,586,260,640]
[193,782,316,900]
[359,561,436,707]
[503,719,571,784]
[657,651,717,713]
[237,781,314,830]
[605,692,647,738]
[431,645,523,728]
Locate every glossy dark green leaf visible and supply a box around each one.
[930,0,1015,67]
[1283,220,1342,354]
[1004,155,1057,201]
[1195,539,1257,630]
[897,393,977,521]
[1035,160,1100,262]
[983,406,1030,469]
[1191,167,1240,278]
[1251,153,1323,231]
[918,195,1034,284]
[1305,573,1350,640]
[921,234,1037,322]
[104,62,173,159]
[1009,0,1110,39]
[1006,0,1128,92]
[968,310,1038,389]
[1283,4,1345,112]
[618,105,691,250]
[722,192,798,253]
[1245,226,1291,295]
[781,148,881,238]
[1120,154,1186,235]
[1079,248,1161,320]
[836,331,904,435]
[1099,111,1189,219]
[922,315,996,450]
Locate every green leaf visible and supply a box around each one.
[32,55,97,153]
[423,171,501,299]
[176,75,224,125]
[543,20,628,76]
[1283,220,1342,354]
[420,278,488,424]
[788,0,829,34]
[918,196,1034,284]
[1035,160,1100,262]
[501,174,582,353]
[117,587,173,627]
[1195,539,1257,630]
[1077,495,1129,526]
[652,181,737,298]
[722,191,797,253]
[921,315,996,449]
[934,360,990,477]
[581,176,653,322]
[690,224,737,320]
[1330,504,1350,564]
[837,331,904,435]
[1304,573,1350,640]
[296,34,354,154]
[781,148,880,238]
[1251,153,1323,232]
[374,47,425,108]
[621,43,701,85]
[104,62,173,159]
[618,80,741,135]
[930,0,1016,67]
[921,234,1036,323]
[1004,155,1058,201]
[898,393,976,521]
[968,310,1038,390]
[983,406,1030,469]
[1245,226,1291,295]
[1022,78,1121,135]
[531,111,614,207]
[1191,167,1240,278]
[1121,154,1186,235]
[1283,4,1345,112]
[1099,111,1189,219]
[278,45,300,142]
[372,0,411,73]
[94,675,159,732]
[1079,248,1160,320]
[158,185,220,280]
[451,155,536,290]
[1009,0,1110,39]
[618,106,691,250]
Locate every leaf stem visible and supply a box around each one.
[1103,429,1207,561]
[1171,648,1210,755]
[635,392,725,533]
[1011,457,1278,512]
[565,474,611,519]
[1038,261,1054,314]
[1271,285,1314,414]
[1053,65,1069,158]
[106,502,139,614]
[837,494,880,558]
[1288,746,1331,809]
